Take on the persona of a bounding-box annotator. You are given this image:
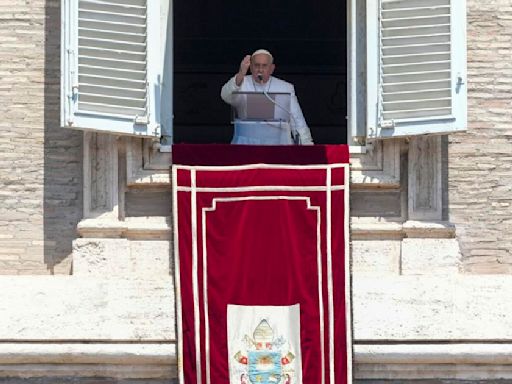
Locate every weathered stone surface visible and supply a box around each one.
[356,379,512,383]
[0,381,508,384]
[409,136,442,221]
[355,344,512,365]
[131,241,172,275]
[0,381,176,384]
[401,239,461,275]
[0,277,174,340]
[77,217,172,240]
[0,343,176,379]
[352,240,400,275]
[2,274,512,343]
[353,275,512,340]
[72,239,171,277]
[0,371,175,381]
[72,239,130,276]
[447,0,512,273]
[4,342,512,381]
[0,344,175,365]
[0,0,82,274]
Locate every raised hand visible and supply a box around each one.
[235,55,251,86]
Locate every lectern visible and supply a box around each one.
[230,91,294,145]
[172,144,352,384]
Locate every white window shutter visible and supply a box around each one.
[61,0,161,138]
[366,0,466,139]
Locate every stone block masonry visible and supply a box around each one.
[0,0,83,274]
[448,0,512,273]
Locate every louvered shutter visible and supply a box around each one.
[366,0,466,139]
[61,0,161,137]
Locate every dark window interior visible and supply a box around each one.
[173,0,347,144]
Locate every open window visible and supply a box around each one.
[61,0,466,144]
[364,0,467,140]
[61,0,167,138]
[172,0,348,145]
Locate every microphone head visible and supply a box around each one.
[257,74,263,82]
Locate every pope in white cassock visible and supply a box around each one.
[221,49,314,145]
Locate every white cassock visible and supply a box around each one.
[221,75,314,145]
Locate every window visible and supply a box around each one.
[172,0,347,144]
[61,0,466,143]
[364,0,467,140]
[61,0,166,138]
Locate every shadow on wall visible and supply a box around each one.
[44,1,83,273]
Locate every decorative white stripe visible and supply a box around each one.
[204,196,314,205]
[202,196,322,384]
[316,204,326,384]
[172,166,185,384]
[201,207,211,384]
[177,185,346,193]
[191,170,202,384]
[344,164,353,384]
[326,168,335,384]
[175,163,346,172]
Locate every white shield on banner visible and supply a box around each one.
[227,304,303,384]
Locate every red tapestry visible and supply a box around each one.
[173,145,351,384]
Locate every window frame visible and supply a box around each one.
[364,0,467,140]
[60,0,163,138]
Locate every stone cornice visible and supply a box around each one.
[77,216,172,239]
[351,219,456,240]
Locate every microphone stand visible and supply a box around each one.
[257,75,301,145]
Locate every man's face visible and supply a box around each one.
[250,54,275,83]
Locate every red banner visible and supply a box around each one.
[173,145,351,384]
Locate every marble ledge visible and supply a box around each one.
[77,216,172,239]
[0,343,175,365]
[77,217,456,240]
[1,342,512,367]
[351,219,456,240]
[354,343,512,364]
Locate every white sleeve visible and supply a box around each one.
[290,89,314,145]
[221,76,242,105]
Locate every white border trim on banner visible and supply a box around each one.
[172,166,185,384]
[175,163,347,171]
[190,170,203,384]
[202,196,323,384]
[173,162,351,384]
[344,162,353,381]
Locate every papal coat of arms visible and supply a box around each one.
[233,319,296,384]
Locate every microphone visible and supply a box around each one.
[260,85,301,145]
[257,74,263,83]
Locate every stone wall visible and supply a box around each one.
[448,1,512,273]
[1,1,511,282]
[0,381,175,384]
[0,0,82,274]
[0,380,507,384]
